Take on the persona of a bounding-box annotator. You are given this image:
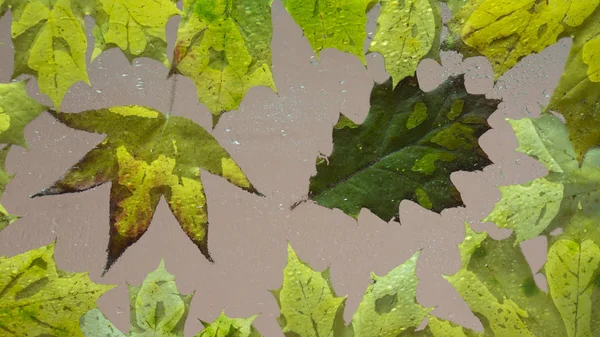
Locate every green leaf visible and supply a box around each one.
[0,242,114,336]
[9,0,91,109]
[308,75,500,221]
[412,316,482,337]
[32,106,260,273]
[0,80,48,148]
[196,312,262,337]
[369,0,442,87]
[281,0,374,64]
[271,244,346,337]
[483,113,600,244]
[81,260,193,337]
[91,0,181,66]
[445,223,568,337]
[349,251,431,337]
[446,0,599,80]
[546,238,600,337]
[547,6,600,160]
[0,145,18,232]
[172,0,277,122]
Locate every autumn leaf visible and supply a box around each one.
[281,0,376,64]
[171,0,277,124]
[0,145,18,232]
[197,312,262,337]
[369,0,442,87]
[81,260,193,337]
[446,0,599,80]
[483,113,600,244]
[91,0,181,66]
[0,242,114,336]
[445,221,600,337]
[8,0,91,109]
[547,6,600,160]
[308,75,500,222]
[31,106,260,273]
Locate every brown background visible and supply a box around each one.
[0,2,571,336]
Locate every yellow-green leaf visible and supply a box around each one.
[32,106,260,273]
[172,0,276,122]
[0,80,48,148]
[271,244,346,337]
[197,312,262,337]
[445,224,568,337]
[81,259,193,337]
[450,0,598,79]
[10,0,91,109]
[483,113,600,244]
[547,6,600,160]
[91,0,181,66]
[0,243,114,336]
[0,145,18,232]
[349,251,431,337]
[370,0,442,87]
[281,0,375,64]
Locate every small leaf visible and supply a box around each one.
[81,260,193,337]
[0,80,47,148]
[9,0,91,109]
[172,0,277,121]
[271,244,346,337]
[281,0,374,64]
[0,243,114,336]
[349,251,431,337]
[0,145,18,232]
[91,0,181,66]
[370,0,442,87]
[483,113,600,243]
[308,75,500,222]
[32,106,260,273]
[196,312,262,337]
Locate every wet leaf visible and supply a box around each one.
[0,243,114,336]
[197,312,262,337]
[484,113,600,244]
[445,223,569,337]
[0,80,47,148]
[446,0,599,79]
[547,6,600,160]
[32,106,260,273]
[308,75,500,222]
[271,244,347,337]
[81,260,193,337]
[0,145,18,232]
[349,251,431,337]
[91,0,181,66]
[8,0,91,109]
[370,0,442,87]
[172,0,277,123]
[281,0,375,64]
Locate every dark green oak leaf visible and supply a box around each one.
[1,243,114,336]
[32,106,260,273]
[308,75,500,221]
